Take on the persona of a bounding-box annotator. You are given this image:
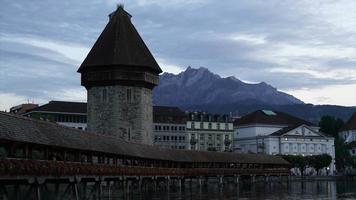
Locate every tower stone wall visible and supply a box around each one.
[78,6,162,145]
[87,85,153,144]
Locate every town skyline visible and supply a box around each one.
[1,0,356,110]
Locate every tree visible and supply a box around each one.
[319,116,344,138]
[319,115,350,171]
[310,154,332,171]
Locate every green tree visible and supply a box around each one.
[319,116,344,138]
[310,154,332,171]
[319,115,351,171]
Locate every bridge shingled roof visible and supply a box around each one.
[0,112,288,165]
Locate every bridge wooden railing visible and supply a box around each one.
[0,158,290,178]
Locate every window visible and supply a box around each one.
[191,122,195,129]
[225,123,228,130]
[126,88,132,102]
[102,89,107,102]
[200,122,204,129]
[208,134,212,140]
[217,123,220,130]
[208,123,212,129]
[127,127,131,141]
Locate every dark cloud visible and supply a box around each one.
[0,0,355,106]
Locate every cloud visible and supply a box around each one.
[283,84,356,106]
[0,0,355,107]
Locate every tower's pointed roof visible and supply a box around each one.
[78,6,162,73]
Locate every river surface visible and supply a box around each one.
[119,180,356,200]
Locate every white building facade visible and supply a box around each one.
[234,110,336,174]
[187,112,234,152]
[152,106,188,150]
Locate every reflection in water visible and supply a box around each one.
[101,180,356,200]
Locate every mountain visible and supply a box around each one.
[153,67,356,122]
[153,67,304,106]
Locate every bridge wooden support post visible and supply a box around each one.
[35,183,41,200]
[108,181,113,200]
[235,176,240,185]
[265,175,269,182]
[138,177,142,192]
[153,177,157,191]
[166,176,170,192]
[198,177,203,187]
[178,177,184,190]
[251,175,256,183]
[218,176,223,187]
[122,177,127,200]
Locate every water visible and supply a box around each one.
[120,180,356,200]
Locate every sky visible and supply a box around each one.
[0,0,356,111]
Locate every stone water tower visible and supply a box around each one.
[78,6,162,145]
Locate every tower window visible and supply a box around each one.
[127,88,132,102]
[102,89,107,102]
[127,127,131,141]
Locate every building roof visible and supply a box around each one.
[269,125,328,138]
[0,112,288,165]
[23,101,186,121]
[153,106,187,124]
[234,110,315,127]
[187,112,232,123]
[77,6,162,74]
[341,112,356,131]
[25,101,87,114]
[9,104,39,115]
[269,126,298,136]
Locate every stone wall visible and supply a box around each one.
[87,85,153,145]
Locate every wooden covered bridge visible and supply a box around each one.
[0,112,290,199]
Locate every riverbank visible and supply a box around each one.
[289,175,356,181]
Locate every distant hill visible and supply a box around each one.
[153,67,303,106]
[153,67,355,122]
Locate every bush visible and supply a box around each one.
[280,154,332,171]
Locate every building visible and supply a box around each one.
[9,103,38,115]
[77,6,162,145]
[339,112,356,156]
[187,112,234,152]
[23,101,87,130]
[233,110,335,172]
[153,106,187,150]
